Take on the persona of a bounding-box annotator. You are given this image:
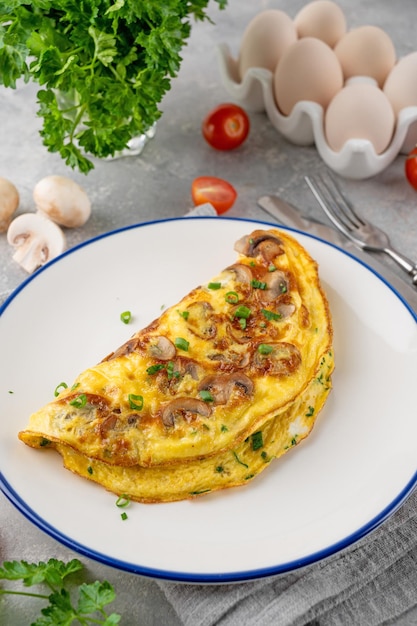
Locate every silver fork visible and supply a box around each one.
[305,174,417,287]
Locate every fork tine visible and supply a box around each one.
[304,175,352,236]
[324,173,365,228]
[305,174,362,234]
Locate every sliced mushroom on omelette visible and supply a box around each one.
[18,228,334,502]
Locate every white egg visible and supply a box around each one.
[274,37,343,116]
[324,82,395,154]
[294,0,346,48]
[334,26,396,87]
[238,10,298,80]
[383,52,417,116]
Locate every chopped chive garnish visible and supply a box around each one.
[54,382,68,397]
[251,279,267,290]
[221,424,228,432]
[69,393,87,408]
[233,305,251,319]
[208,282,221,290]
[121,512,128,521]
[225,291,239,304]
[261,308,282,321]
[251,431,264,451]
[199,390,214,402]
[233,451,249,468]
[258,344,273,355]
[239,318,247,330]
[128,394,143,410]
[116,494,131,508]
[306,406,315,417]
[166,361,180,380]
[39,437,51,447]
[175,337,189,351]
[177,309,189,320]
[215,466,224,473]
[120,310,132,324]
[268,264,276,272]
[146,363,166,375]
[87,466,93,475]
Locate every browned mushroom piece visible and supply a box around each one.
[208,350,251,370]
[148,336,176,360]
[226,263,254,286]
[253,342,301,376]
[198,372,254,405]
[160,397,212,427]
[185,301,217,339]
[261,270,290,301]
[234,230,283,261]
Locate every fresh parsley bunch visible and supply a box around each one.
[0,557,120,624]
[0,0,227,173]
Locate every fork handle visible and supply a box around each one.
[384,247,417,285]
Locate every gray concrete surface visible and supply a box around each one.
[1,0,416,624]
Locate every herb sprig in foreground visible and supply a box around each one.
[0,558,120,625]
[0,0,227,173]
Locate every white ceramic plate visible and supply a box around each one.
[1,217,416,583]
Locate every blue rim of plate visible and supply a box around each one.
[1,216,416,584]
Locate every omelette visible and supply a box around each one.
[19,228,333,502]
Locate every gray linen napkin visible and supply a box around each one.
[157,489,417,626]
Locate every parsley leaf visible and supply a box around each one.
[0,558,120,624]
[0,0,228,173]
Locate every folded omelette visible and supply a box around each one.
[19,228,333,502]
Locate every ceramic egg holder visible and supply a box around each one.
[217,42,417,180]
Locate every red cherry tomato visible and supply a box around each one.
[405,146,417,190]
[191,176,237,215]
[202,103,250,151]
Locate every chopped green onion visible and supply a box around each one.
[251,431,264,450]
[177,309,189,320]
[239,318,247,330]
[116,494,131,508]
[87,466,93,475]
[208,282,221,290]
[233,305,251,319]
[71,382,80,391]
[39,437,51,447]
[233,451,249,468]
[166,361,180,380]
[225,291,239,304]
[69,393,87,408]
[128,394,143,410]
[215,466,224,473]
[258,344,273,355]
[306,406,315,417]
[120,310,132,324]
[199,390,214,402]
[121,512,128,521]
[261,308,282,321]
[221,424,228,432]
[175,337,189,351]
[54,382,68,397]
[146,363,166,375]
[251,279,267,290]
[268,264,276,272]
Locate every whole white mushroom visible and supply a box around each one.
[7,212,66,273]
[0,177,19,232]
[33,175,91,228]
